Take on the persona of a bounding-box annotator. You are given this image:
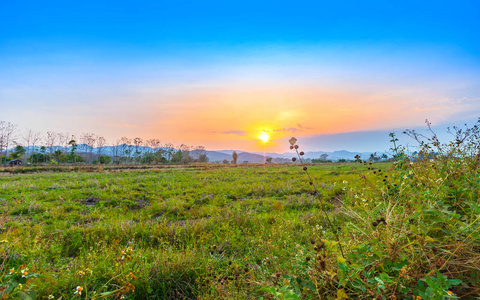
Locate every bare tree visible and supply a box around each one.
[96,136,107,158]
[118,137,131,164]
[146,138,162,164]
[22,129,41,163]
[163,143,175,162]
[58,132,72,154]
[133,137,143,163]
[80,133,96,163]
[45,131,58,158]
[0,121,17,163]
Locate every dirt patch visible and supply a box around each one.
[84,197,101,206]
[129,199,150,210]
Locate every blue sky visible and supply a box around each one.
[1,0,479,152]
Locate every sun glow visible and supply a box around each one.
[259,132,269,142]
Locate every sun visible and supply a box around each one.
[259,132,269,142]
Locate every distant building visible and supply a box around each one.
[9,159,22,167]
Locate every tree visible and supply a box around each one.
[8,145,26,160]
[232,151,238,164]
[198,154,209,163]
[80,133,96,163]
[22,129,41,163]
[266,157,273,164]
[98,156,111,164]
[319,153,329,161]
[45,131,58,157]
[96,136,107,159]
[52,150,66,162]
[0,121,18,164]
[222,159,229,164]
[68,139,78,163]
[133,137,143,163]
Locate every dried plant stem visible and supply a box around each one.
[294,148,346,260]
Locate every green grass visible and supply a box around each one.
[0,159,478,299]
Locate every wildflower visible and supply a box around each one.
[18,283,23,289]
[9,268,14,274]
[78,270,85,277]
[21,269,28,277]
[0,240,7,243]
[289,137,297,145]
[343,180,348,184]
[48,295,55,299]
[447,291,453,295]
[403,175,408,179]
[74,286,84,296]
[85,268,93,275]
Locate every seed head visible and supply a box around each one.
[303,166,307,171]
[319,260,326,270]
[294,145,299,149]
[306,256,311,262]
[300,151,304,155]
[372,221,378,227]
[292,157,297,162]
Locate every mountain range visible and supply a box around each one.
[9,145,388,163]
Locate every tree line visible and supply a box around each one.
[0,121,208,165]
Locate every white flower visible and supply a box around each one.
[403,175,408,179]
[21,269,28,277]
[0,240,8,243]
[48,295,55,300]
[74,286,84,295]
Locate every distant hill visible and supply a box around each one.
[8,145,389,163]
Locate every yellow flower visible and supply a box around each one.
[9,268,14,274]
[416,296,422,300]
[21,269,28,277]
[447,291,454,295]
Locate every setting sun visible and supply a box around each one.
[259,132,269,142]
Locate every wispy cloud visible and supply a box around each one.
[215,130,247,136]
[272,123,313,133]
[297,123,313,130]
[273,127,299,133]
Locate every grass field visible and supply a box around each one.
[0,156,479,299]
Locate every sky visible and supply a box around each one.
[1,0,479,152]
